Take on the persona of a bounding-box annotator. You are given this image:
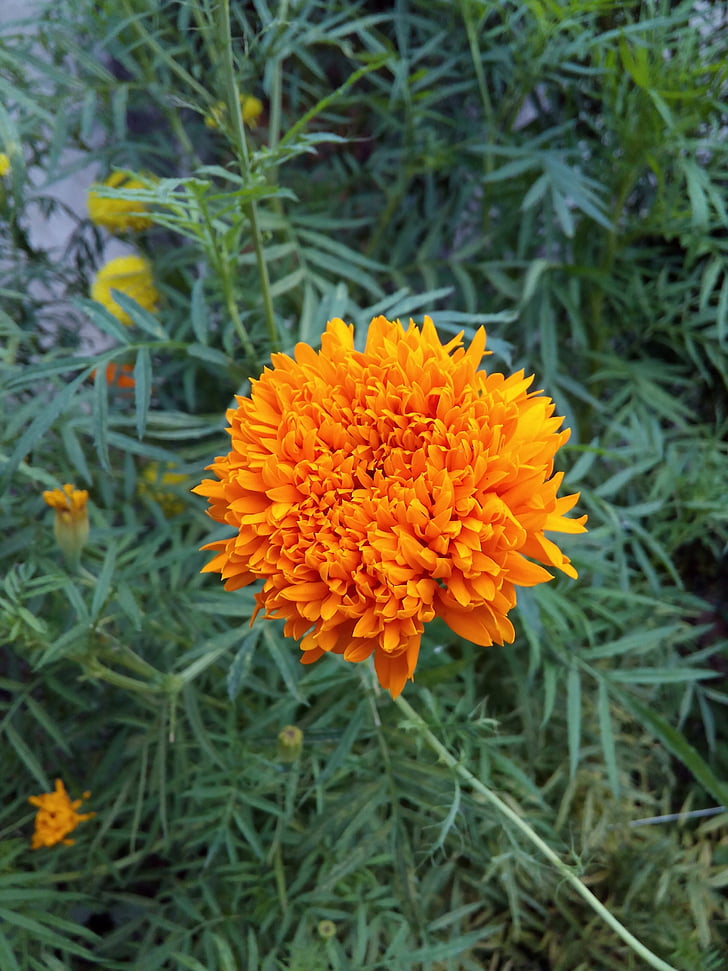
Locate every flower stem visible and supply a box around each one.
[393,693,678,971]
[218,0,280,353]
[268,0,289,157]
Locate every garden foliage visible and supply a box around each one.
[1,0,727,968]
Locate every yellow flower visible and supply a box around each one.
[28,779,95,849]
[0,153,10,177]
[90,254,159,326]
[87,170,154,232]
[204,93,264,130]
[138,462,188,517]
[194,315,587,698]
[42,483,89,562]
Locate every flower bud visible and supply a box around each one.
[277,724,303,763]
[317,919,336,940]
[42,484,89,564]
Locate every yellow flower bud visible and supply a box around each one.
[42,484,89,563]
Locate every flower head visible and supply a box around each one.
[205,93,264,130]
[194,316,586,697]
[90,254,159,325]
[42,483,89,562]
[0,153,10,177]
[87,170,154,232]
[28,779,95,849]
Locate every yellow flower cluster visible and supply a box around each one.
[0,153,9,177]
[28,779,95,850]
[90,254,159,325]
[87,170,154,232]
[205,93,264,131]
[138,462,189,517]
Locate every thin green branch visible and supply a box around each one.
[393,693,679,971]
[218,0,279,353]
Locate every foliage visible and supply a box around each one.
[1,0,727,968]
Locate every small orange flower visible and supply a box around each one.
[89,362,136,390]
[42,483,90,562]
[194,316,587,697]
[28,779,95,849]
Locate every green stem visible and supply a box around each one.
[199,203,257,359]
[393,693,679,971]
[589,172,636,345]
[218,0,279,352]
[121,0,209,102]
[96,644,164,683]
[269,0,289,157]
[83,660,161,697]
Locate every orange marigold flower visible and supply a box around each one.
[42,483,90,562]
[28,779,95,849]
[89,362,136,390]
[193,316,587,697]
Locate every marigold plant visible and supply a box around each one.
[28,779,95,850]
[90,254,159,325]
[194,316,586,696]
[87,170,154,232]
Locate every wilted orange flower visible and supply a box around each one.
[28,779,95,849]
[194,316,586,697]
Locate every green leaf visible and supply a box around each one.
[4,722,50,790]
[597,680,619,796]
[133,346,152,440]
[111,292,168,339]
[581,624,684,660]
[190,276,208,344]
[0,371,88,489]
[187,343,231,368]
[94,364,110,472]
[75,298,131,344]
[90,543,117,623]
[608,667,718,685]
[0,929,20,971]
[613,688,728,806]
[262,625,306,702]
[227,630,260,701]
[567,667,581,779]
